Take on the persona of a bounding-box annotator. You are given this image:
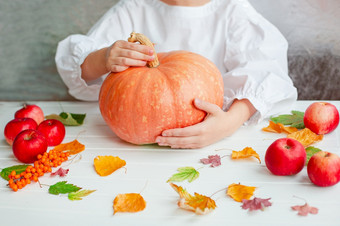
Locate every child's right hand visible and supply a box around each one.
[105,40,154,73]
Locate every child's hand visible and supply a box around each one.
[105,40,154,72]
[155,98,256,149]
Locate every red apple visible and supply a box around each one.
[265,138,306,176]
[12,129,48,163]
[304,102,339,135]
[307,151,340,187]
[4,118,38,145]
[15,104,44,125]
[37,119,65,146]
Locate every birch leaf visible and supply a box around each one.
[51,139,85,155]
[113,193,146,214]
[227,183,257,202]
[93,156,126,176]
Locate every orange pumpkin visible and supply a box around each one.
[99,32,224,144]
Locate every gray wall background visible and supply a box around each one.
[0,0,339,101]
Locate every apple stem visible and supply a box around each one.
[24,131,35,141]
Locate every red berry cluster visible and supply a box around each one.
[8,150,70,192]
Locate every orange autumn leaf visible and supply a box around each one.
[170,183,216,215]
[262,121,298,134]
[287,128,323,147]
[93,156,126,176]
[51,139,85,155]
[231,147,261,163]
[113,193,146,215]
[227,183,257,202]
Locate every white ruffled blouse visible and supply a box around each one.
[55,0,297,124]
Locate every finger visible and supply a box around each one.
[156,136,201,149]
[116,41,154,56]
[109,65,129,73]
[114,57,148,67]
[161,123,205,137]
[119,48,154,61]
[194,98,221,115]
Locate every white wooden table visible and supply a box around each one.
[0,101,339,226]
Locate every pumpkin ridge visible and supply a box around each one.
[99,32,224,144]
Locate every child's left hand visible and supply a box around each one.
[155,98,248,149]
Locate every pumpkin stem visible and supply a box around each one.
[128,32,159,68]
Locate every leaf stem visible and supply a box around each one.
[210,187,227,198]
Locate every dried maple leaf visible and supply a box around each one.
[291,202,318,216]
[167,167,199,183]
[227,183,256,202]
[262,121,298,134]
[200,155,221,167]
[51,139,85,155]
[51,167,69,177]
[231,147,261,163]
[68,189,96,201]
[170,183,216,215]
[241,197,272,211]
[113,193,146,215]
[93,156,126,176]
[287,128,323,147]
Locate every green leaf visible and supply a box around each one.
[270,111,305,129]
[305,146,322,165]
[49,181,81,195]
[167,167,199,183]
[0,165,30,181]
[68,189,96,201]
[45,112,86,126]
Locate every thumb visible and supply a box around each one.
[194,98,221,115]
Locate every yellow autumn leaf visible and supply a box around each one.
[287,128,323,147]
[170,183,216,215]
[113,193,146,215]
[51,139,85,155]
[227,183,256,202]
[231,147,261,163]
[262,121,298,134]
[93,156,126,176]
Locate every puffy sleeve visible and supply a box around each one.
[55,1,133,101]
[223,1,297,124]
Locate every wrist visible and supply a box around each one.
[228,99,256,123]
[81,47,109,82]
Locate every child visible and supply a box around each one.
[55,0,297,148]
